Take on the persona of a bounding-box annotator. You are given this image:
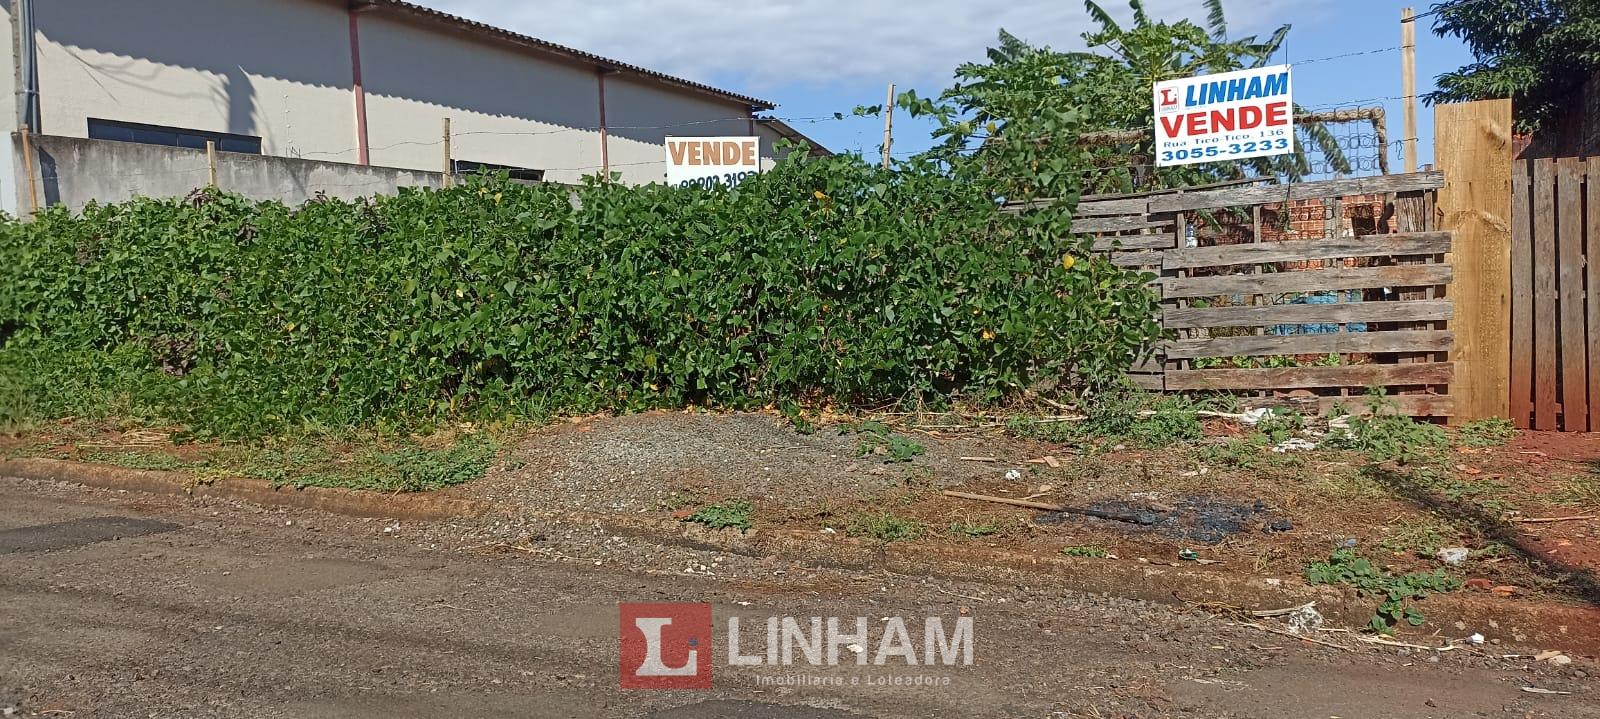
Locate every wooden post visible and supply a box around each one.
[442,117,453,188]
[1436,100,1513,423]
[1401,8,1418,174]
[881,83,894,169]
[206,140,219,188]
[19,124,39,213]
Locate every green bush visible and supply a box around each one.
[0,154,1161,438]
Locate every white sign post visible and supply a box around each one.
[1153,65,1294,167]
[665,136,761,189]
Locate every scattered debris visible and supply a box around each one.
[959,456,997,462]
[1534,650,1572,666]
[1178,548,1200,561]
[942,490,1064,512]
[1464,578,1494,591]
[1520,686,1571,696]
[1037,495,1281,544]
[1272,438,1317,453]
[1467,633,1485,645]
[1435,547,1470,566]
[1238,408,1275,426]
[1004,469,1023,481]
[1265,519,1294,533]
[1285,604,1325,635]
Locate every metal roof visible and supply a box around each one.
[355,1,774,110]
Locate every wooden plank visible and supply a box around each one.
[1161,264,1453,299]
[1241,393,1454,418]
[1166,362,1454,391]
[1509,159,1535,429]
[1589,158,1600,432]
[1557,157,1588,430]
[1077,197,1152,216]
[1164,299,1454,329]
[1435,100,1513,424]
[1532,158,1560,430]
[1110,252,1163,268]
[1074,215,1174,233]
[1090,234,1175,252]
[1164,330,1454,360]
[1149,172,1446,213]
[1160,232,1451,270]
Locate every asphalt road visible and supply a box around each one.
[0,475,1594,718]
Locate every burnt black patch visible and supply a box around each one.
[1036,495,1283,544]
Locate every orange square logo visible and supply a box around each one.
[619,602,713,689]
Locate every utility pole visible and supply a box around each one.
[13,0,39,132]
[442,117,453,187]
[1401,7,1418,174]
[881,83,894,169]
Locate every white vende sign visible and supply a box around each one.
[1153,65,1294,167]
[665,136,761,189]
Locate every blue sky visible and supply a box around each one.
[424,0,1476,170]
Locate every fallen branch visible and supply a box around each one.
[959,456,998,462]
[1513,515,1595,524]
[1240,622,1353,652]
[1250,602,1315,618]
[1357,636,1456,651]
[941,490,1065,512]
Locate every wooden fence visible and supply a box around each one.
[1510,157,1600,431]
[1066,172,1455,416]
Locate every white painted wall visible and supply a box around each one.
[32,0,358,162]
[8,0,803,198]
[356,10,607,185]
[0,1,19,216]
[603,73,753,185]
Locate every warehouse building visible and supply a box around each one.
[1,0,827,214]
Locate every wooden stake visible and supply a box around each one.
[1401,8,1418,174]
[442,117,453,187]
[205,140,219,188]
[19,123,39,213]
[882,83,895,169]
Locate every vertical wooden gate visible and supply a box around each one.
[1510,157,1600,431]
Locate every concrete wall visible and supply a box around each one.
[356,10,606,185]
[30,0,359,162]
[8,0,792,193]
[17,133,442,213]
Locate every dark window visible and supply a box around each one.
[453,159,544,182]
[88,118,262,154]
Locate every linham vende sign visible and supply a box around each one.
[1152,64,1294,167]
[665,136,761,189]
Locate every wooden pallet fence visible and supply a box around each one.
[1062,172,1455,415]
[1509,157,1600,431]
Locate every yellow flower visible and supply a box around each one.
[981,329,995,341]
[1061,255,1077,270]
[813,190,828,200]
[493,192,503,204]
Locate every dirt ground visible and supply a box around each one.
[7,410,1600,651]
[452,411,1600,611]
[2,475,1596,718]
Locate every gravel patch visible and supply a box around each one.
[460,411,1035,513]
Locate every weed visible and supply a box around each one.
[1324,392,1449,463]
[1194,434,1301,471]
[1060,544,1108,558]
[660,490,701,511]
[1377,517,1455,557]
[846,422,925,463]
[847,511,925,542]
[1548,473,1600,508]
[1069,387,1203,448]
[779,401,816,435]
[686,500,753,531]
[947,520,1002,538]
[1457,417,1517,448]
[1305,548,1461,632]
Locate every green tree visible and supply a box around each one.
[1424,0,1600,134]
[904,0,1347,195]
